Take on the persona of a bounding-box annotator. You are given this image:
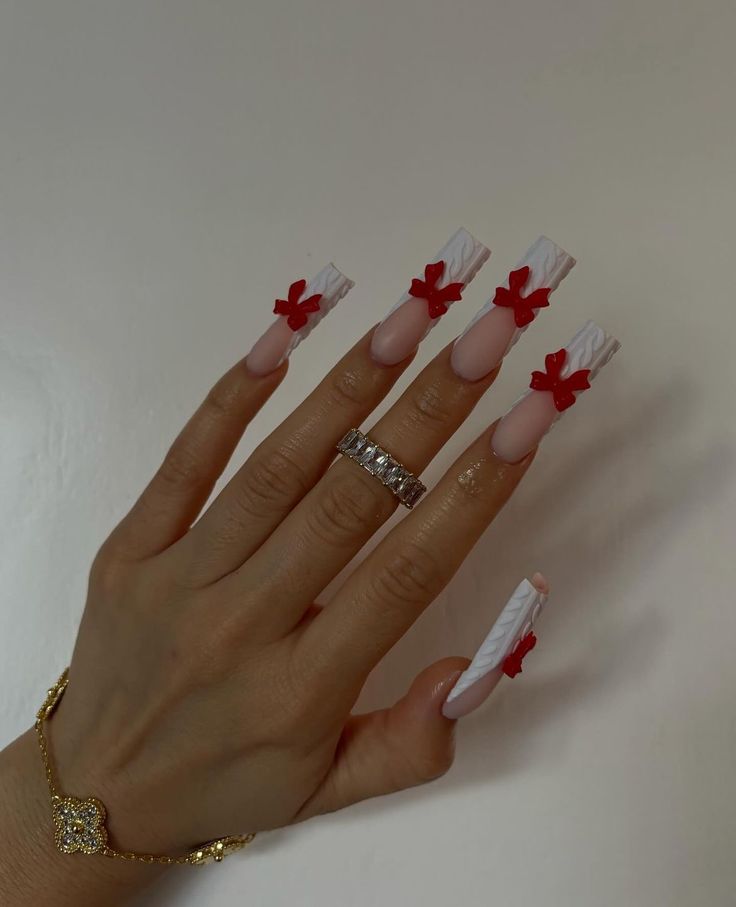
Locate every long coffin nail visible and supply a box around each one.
[442,574,549,720]
[451,235,575,382]
[370,227,490,366]
[491,320,621,464]
[246,264,355,376]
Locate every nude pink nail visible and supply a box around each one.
[246,264,354,377]
[442,575,549,720]
[370,228,490,366]
[491,320,620,464]
[451,236,575,382]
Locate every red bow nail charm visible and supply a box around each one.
[493,266,551,328]
[274,280,323,332]
[530,349,591,412]
[409,261,464,318]
[502,632,537,678]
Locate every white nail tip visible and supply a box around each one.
[456,235,575,350]
[563,319,621,381]
[445,578,548,704]
[385,227,491,334]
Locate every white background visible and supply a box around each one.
[1,2,735,905]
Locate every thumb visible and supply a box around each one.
[296,657,473,821]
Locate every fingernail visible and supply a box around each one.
[451,235,575,382]
[491,320,621,464]
[442,575,549,720]
[370,227,490,366]
[246,264,355,376]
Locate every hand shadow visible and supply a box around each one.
[344,374,732,809]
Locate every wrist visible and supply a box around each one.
[0,728,165,907]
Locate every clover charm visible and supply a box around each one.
[52,795,108,855]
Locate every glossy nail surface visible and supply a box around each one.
[491,320,620,464]
[247,263,354,376]
[451,235,575,382]
[370,227,490,366]
[442,576,549,720]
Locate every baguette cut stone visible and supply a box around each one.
[372,451,390,476]
[359,443,378,466]
[404,482,424,507]
[336,429,426,508]
[387,467,409,490]
[339,428,360,452]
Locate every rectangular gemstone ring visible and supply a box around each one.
[336,429,427,509]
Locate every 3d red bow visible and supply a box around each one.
[274,279,323,332]
[502,632,537,678]
[409,260,464,318]
[493,266,551,327]
[530,349,591,412]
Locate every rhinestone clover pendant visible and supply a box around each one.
[52,795,108,855]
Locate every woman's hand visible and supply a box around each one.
[2,233,616,906]
[53,327,530,856]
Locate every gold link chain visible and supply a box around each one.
[35,669,255,866]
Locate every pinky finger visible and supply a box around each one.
[296,575,550,820]
[106,356,286,560]
[294,657,468,821]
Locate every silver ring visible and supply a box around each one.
[337,429,427,509]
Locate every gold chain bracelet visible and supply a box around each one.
[35,669,256,866]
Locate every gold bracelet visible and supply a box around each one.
[35,669,256,866]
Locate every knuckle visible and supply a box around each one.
[453,461,491,505]
[89,544,135,604]
[409,741,455,784]
[326,366,374,409]
[305,471,382,546]
[371,542,444,610]
[204,372,244,420]
[89,547,121,592]
[236,445,311,516]
[406,382,453,430]
[158,441,204,490]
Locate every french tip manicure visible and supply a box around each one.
[450,235,576,383]
[369,228,490,366]
[245,263,354,377]
[490,320,620,464]
[442,669,503,720]
[441,578,550,720]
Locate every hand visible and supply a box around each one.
[51,328,530,856]
[2,235,616,906]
